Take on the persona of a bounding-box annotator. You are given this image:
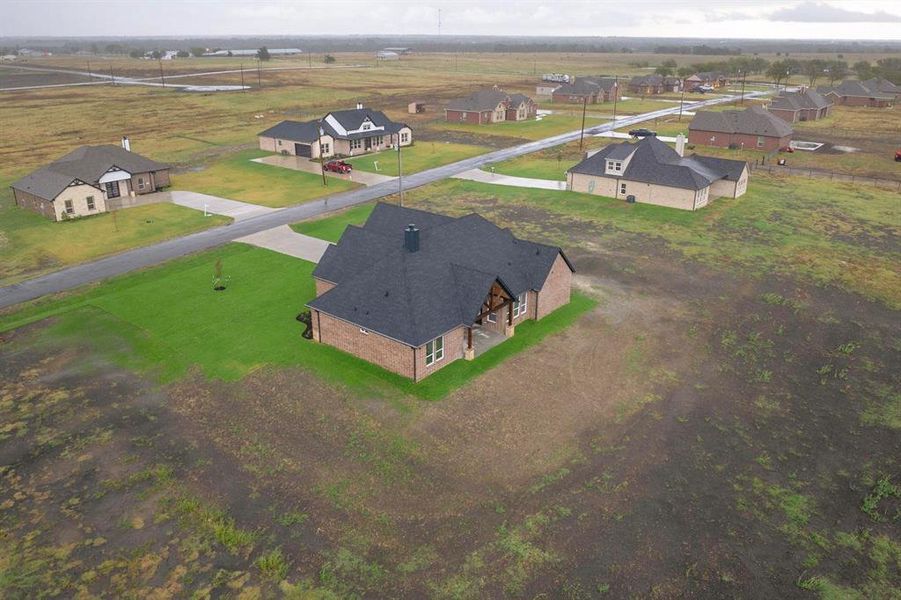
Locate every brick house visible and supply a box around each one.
[627,74,681,95]
[817,80,895,108]
[688,106,793,152]
[552,76,620,104]
[307,203,574,381]
[862,77,900,99]
[10,140,170,221]
[258,104,413,159]
[767,89,832,123]
[685,71,729,89]
[445,88,537,124]
[567,136,749,211]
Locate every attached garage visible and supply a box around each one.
[294,143,312,158]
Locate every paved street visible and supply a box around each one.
[0,91,769,310]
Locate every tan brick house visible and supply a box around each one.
[768,89,832,123]
[445,88,537,125]
[552,76,620,104]
[258,105,413,159]
[307,203,574,381]
[627,74,682,95]
[10,141,170,221]
[567,136,749,211]
[688,106,793,152]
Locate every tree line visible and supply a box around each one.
[650,56,900,85]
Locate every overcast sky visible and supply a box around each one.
[2,0,900,40]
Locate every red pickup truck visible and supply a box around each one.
[324,160,353,174]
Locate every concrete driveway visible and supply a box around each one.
[453,168,567,191]
[166,190,278,221]
[237,225,331,263]
[252,155,395,186]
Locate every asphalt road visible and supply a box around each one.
[0,91,769,310]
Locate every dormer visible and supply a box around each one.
[603,145,637,176]
[604,159,623,175]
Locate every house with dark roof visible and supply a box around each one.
[767,89,832,123]
[688,105,793,151]
[567,136,748,211]
[685,71,729,89]
[258,104,412,159]
[10,139,170,221]
[552,76,620,104]
[627,74,682,95]
[862,77,900,99]
[445,88,537,124]
[308,203,574,381]
[817,80,895,108]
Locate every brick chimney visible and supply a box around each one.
[404,224,419,252]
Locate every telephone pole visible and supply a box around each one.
[678,84,685,120]
[578,95,587,151]
[612,76,619,124]
[318,125,328,187]
[257,59,262,88]
[240,63,245,92]
[109,64,115,86]
[158,59,165,87]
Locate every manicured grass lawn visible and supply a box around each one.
[290,203,375,242]
[172,149,361,208]
[491,154,570,181]
[433,114,587,140]
[345,142,488,175]
[403,175,901,309]
[0,181,231,285]
[0,243,595,400]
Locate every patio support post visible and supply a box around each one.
[505,303,515,338]
[464,326,475,361]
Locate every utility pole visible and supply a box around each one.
[240,63,245,92]
[612,76,619,124]
[318,124,328,187]
[86,60,92,79]
[740,70,746,105]
[257,59,262,88]
[578,95,587,151]
[397,137,404,206]
[678,84,685,120]
[308,51,312,68]
[109,64,115,86]
[158,59,165,87]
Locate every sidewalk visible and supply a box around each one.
[167,191,278,221]
[237,225,332,263]
[453,168,567,191]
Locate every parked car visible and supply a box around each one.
[324,160,353,174]
[895,149,901,162]
[628,128,657,138]
[779,146,795,153]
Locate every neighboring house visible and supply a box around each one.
[376,50,399,61]
[685,71,728,89]
[445,88,537,124]
[535,83,560,96]
[817,80,895,107]
[688,105,793,151]
[567,136,748,211]
[10,140,170,221]
[203,48,302,57]
[767,89,832,123]
[258,104,413,158]
[383,47,412,55]
[308,203,574,381]
[552,76,620,104]
[628,74,681,95]
[862,77,900,99]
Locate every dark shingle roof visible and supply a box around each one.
[11,145,168,201]
[817,80,894,100]
[769,89,832,111]
[862,77,899,95]
[309,203,573,347]
[258,120,322,142]
[689,105,794,138]
[259,109,407,143]
[554,76,617,96]
[568,136,747,190]
[446,88,510,112]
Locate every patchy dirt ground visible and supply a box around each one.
[1,206,898,598]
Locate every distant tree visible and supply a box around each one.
[677,66,694,77]
[323,54,336,64]
[128,49,142,59]
[826,60,848,84]
[190,47,206,58]
[90,43,99,55]
[655,65,674,77]
[257,46,270,61]
[837,53,844,59]
[852,60,873,79]
[874,57,901,83]
[767,60,792,86]
[176,50,189,58]
[150,50,162,60]
[802,59,827,87]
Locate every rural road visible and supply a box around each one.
[0,91,769,310]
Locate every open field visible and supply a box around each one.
[172,149,359,207]
[0,169,898,597]
[346,141,488,175]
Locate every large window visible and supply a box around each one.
[64,200,74,215]
[425,335,444,366]
[86,196,95,211]
[400,132,409,143]
[321,142,330,155]
[350,139,362,150]
[513,293,528,318]
[105,181,120,198]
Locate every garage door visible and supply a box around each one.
[295,143,312,158]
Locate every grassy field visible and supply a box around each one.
[346,141,488,175]
[290,203,375,242]
[0,179,230,285]
[434,113,587,140]
[172,149,360,207]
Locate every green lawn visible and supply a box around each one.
[173,149,360,208]
[433,114,588,140]
[0,243,595,400]
[0,181,231,285]
[290,203,375,242]
[402,175,901,309]
[345,142,488,175]
[491,155,570,181]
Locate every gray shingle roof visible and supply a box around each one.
[689,105,794,138]
[259,108,407,143]
[568,136,747,191]
[257,120,321,142]
[769,89,832,111]
[308,203,573,347]
[554,76,617,96]
[11,145,169,201]
[817,80,895,100]
[862,77,899,96]
[446,88,510,112]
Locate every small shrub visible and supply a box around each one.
[257,548,289,581]
[861,476,899,522]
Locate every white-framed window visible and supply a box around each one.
[620,182,627,195]
[757,136,765,147]
[137,177,145,190]
[361,122,372,131]
[513,293,528,318]
[425,335,444,366]
[350,139,362,150]
[486,312,497,324]
[86,196,95,210]
[400,132,409,143]
[321,142,330,155]
[64,199,74,214]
